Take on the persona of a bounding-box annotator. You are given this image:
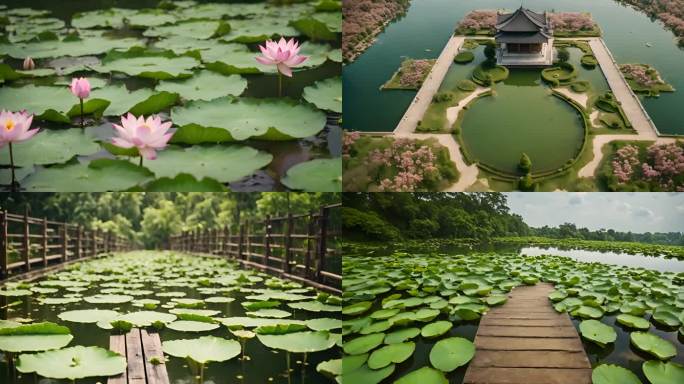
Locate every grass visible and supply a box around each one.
[418,89,470,133]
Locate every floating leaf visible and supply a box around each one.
[420,320,452,338]
[91,48,201,79]
[429,337,475,372]
[630,332,676,360]
[579,320,616,347]
[16,346,126,380]
[84,294,134,304]
[162,336,241,364]
[58,309,120,324]
[257,331,336,353]
[395,366,448,384]
[281,158,342,192]
[0,129,99,167]
[616,314,650,330]
[157,71,247,100]
[591,364,642,384]
[342,363,394,384]
[342,301,372,316]
[302,77,341,113]
[0,322,73,352]
[142,174,227,192]
[385,328,420,344]
[343,333,385,355]
[642,360,684,384]
[367,342,415,369]
[144,19,230,40]
[167,321,220,332]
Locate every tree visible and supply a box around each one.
[518,153,532,173]
[518,173,536,191]
[557,47,570,63]
[141,200,182,248]
[484,43,496,62]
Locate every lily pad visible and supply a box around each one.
[344,333,385,355]
[591,364,642,384]
[421,320,452,338]
[84,294,134,304]
[162,336,241,364]
[114,311,177,327]
[0,85,75,122]
[367,342,415,369]
[257,330,336,353]
[281,158,342,192]
[616,314,650,330]
[0,129,99,167]
[170,97,326,141]
[167,321,220,332]
[16,345,126,380]
[302,77,341,113]
[246,309,292,318]
[630,332,677,360]
[306,318,342,331]
[144,19,231,40]
[222,17,298,43]
[58,309,120,324]
[288,300,340,312]
[91,48,201,79]
[0,31,144,59]
[89,85,178,116]
[0,322,73,352]
[138,145,272,183]
[385,327,421,344]
[395,366,448,384]
[579,320,616,347]
[342,363,394,384]
[157,71,247,100]
[429,337,475,372]
[72,8,136,29]
[642,360,684,384]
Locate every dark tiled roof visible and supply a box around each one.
[495,31,550,44]
[496,7,547,32]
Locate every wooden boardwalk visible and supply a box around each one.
[108,328,170,384]
[463,283,592,384]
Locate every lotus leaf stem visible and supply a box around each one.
[8,142,16,192]
[286,351,291,384]
[79,98,84,129]
[278,72,283,97]
[139,156,143,167]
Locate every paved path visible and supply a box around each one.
[445,86,490,128]
[399,133,480,191]
[463,283,592,384]
[578,135,677,178]
[394,35,464,134]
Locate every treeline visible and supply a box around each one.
[531,223,684,246]
[342,193,530,240]
[0,193,340,248]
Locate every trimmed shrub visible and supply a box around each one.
[518,173,536,191]
[457,79,477,92]
[580,54,598,68]
[518,153,532,173]
[557,47,570,63]
[484,43,496,61]
[570,81,590,93]
[454,51,474,63]
[433,92,454,103]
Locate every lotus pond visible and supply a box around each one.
[0,251,342,383]
[342,243,684,383]
[0,0,342,192]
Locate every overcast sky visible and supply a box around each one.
[506,193,684,233]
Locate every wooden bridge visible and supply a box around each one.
[464,283,592,384]
[109,328,169,384]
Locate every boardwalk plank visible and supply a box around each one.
[464,367,592,384]
[141,330,170,384]
[477,325,577,338]
[475,336,585,351]
[480,318,572,327]
[126,329,147,384]
[108,334,127,384]
[470,351,590,368]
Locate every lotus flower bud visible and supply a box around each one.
[23,57,35,71]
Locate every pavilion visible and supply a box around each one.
[495,7,554,67]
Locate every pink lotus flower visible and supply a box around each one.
[255,37,308,77]
[23,57,35,71]
[0,110,38,147]
[70,77,91,99]
[111,113,173,161]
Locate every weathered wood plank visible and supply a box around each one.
[464,367,592,384]
[108,334,127,384]
[470,351,590,368]
[485,312,566,320]
[475,336,585,351]
[480,318,572,327]
[141,330,171,384]
[477,325,577,338]
[126,329,146,384]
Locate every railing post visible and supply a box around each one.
[23,206,30,271]
[316,206,329,282]
[238,223,245,260]
[0,210,7,278]
[284,213,293,274]
[223,225,229,257]
[76,225,82,259]
[61,222,68,261]
[92,229,97,256]
[42,218,48,267]
[264,215,272,268]
[304,210,315,279]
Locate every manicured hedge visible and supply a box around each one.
[454,51,474,63]
[457,79,477,92]
[580,54,598,68]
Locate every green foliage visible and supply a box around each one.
[457,79,477,92]
[581,54,598,68]
[518,173,536,191]
[454,51,474,63]
[432,92,454,103]
[341,207,400,241]
[483,43,496,61]
[557,47,570,63]
[518,153,532,174]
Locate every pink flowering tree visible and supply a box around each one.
[549,13,596,32]
[365,138,440,191]
[456,11,497,34]
[610,142,684,191]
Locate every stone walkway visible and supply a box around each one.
[445,87,490,128]
[394,35,464,134]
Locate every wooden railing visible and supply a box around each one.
[0,208,135,280]
[168,204,342,294]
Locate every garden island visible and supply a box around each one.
[343,0,684,192]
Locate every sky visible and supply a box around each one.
[506,193,684,233]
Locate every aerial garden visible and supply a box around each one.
[341,193,684,384]
[0,192,342,384]
[0,1,342,192]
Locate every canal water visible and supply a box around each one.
[344,0,684,136]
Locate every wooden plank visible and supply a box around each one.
[464,367,592,384]
[108,334,127,384]
[126,329,146,384]
[485,312,566,320]
[474,336,585,351]
[480,318,572,327]
[470,351,590,369]
[476,325,577,338]
[141,329,170,384]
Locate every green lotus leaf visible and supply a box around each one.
[429,337,475,372]
[84,294,134,304]
[246,309,292,318]
[40,297,82,305]
[167,321,220,332]
[137,145,272,183]
[579,320,616,347]
[254,324,308,335]
[0,289,32,296]
[220,317,305,328]
[342,363,394,384]
[630,332,676,360]
[306,318,342,331]
[591,364,642,384]
[367,342,415,369]
[0,129,99,167]
[302,76,342,113]
[421,320,452,338]
[16,68,57,77]
[652,309,682,328]
[154,35,219,55]
[222,17,298,43]
[91,48,201,79]
[171,97,326,141]
[316,358,341,377]
[157,71,247,101]
[344,333,385,355]
[16,346,126,380]
[415,308,441,322]
[616,314,650,330]
[58,309,120,324]
[126,10,177,28]
[395,366,448,384]
[169,125,235,145]
[114,311,177,327]
[361,320,392,335]
[385,327,421,344]
[242,301,281,311]
[201,43,271,75]
[281,158,342,192]
[371,308,401,320]
[144,19,231,40]
[88,85,178,116]
[485,295,507,306]
[0,31,144,59]
[291,16,337,41]
[548,290,568,302]
[642,360,684,384]
[288,300,340,312]
[0,322,73,352]
[204,297,235,303]
[575,305,604,319]
[342,301,372,316]
[72,8,136,29]
[162,336,241,364]
[0,85,75,121]
[256,330,335,353]
[142,174,227,192]
[170,308,220,317]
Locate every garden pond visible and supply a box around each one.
[0,251,342,383]
[0,0,342,192]
[344,0,684,136]
[342,242,684,383]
